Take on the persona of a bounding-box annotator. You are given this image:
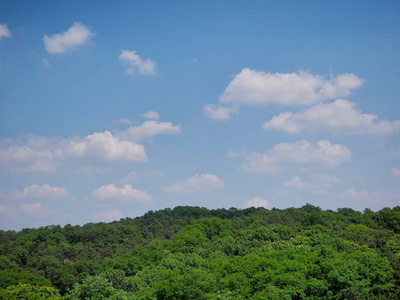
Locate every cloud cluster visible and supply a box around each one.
[119,50,156,75]
[0,120,181,173]
[283,174,338,195]
[43,23,94,54]
[11,184,70,199]
[0,24,11,41]
[0,132,146,172]
[92,184,153,205]
[242,140,352,173]
[243,197,268,209]
[204,68,364,121]
[263,99,400,135]
[219,68,363,107]
[165,174,225,194]
[56,131,147,162]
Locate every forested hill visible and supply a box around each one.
[1,205,400,299]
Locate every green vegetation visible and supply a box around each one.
[1,205,400,299]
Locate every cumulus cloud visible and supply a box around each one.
[165,174,225,194]
[0,119,180,173]
[391,167,400,177]
[0,144,58,172]
[219,68,364,106]
[263,99,400,135]
[243,197,269,209]
[242,140,352,173]
[90,209,123,223]
[283,174,338,195]
[43,23,94,54]
[116,120,181,142]
[10,184,70,199]
[0,131,147,172]
[92,184,153,205]
[0,24,11,41]
[141,111,160,120]
[119,50,156,75]
[56,131,147,162]
[203,104,238,121]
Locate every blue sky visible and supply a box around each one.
[0,1,399,230]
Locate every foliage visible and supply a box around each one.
[0,205,399,299]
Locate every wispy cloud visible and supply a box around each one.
[391,167,400,177]
[90,209,123,223]
[203,104,238,121]
[141,111,160,120]
[119,50,156,75]
[165,174,225,194]
[283,174,338,195]
[0,24,11,41]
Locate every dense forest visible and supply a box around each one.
[0,205,399,299]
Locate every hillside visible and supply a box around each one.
[1,205,400,299]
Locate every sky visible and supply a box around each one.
[0,0,399,230]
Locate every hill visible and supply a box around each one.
[1,205,399,299]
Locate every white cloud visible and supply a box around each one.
[341,187,400,206]
[243,197,269,209]
[141,111,160,120]
[20,202,54,217]
[115,118,135,125]
[92,184,153,205]
[91,209,123,223]
[120,171,141,183]
[0,24,11,41]
[43,22,94,54]
[11,184,70,199]
[0,144,58,172]
[242,140,352,173]
[56,131,147,162]
[219,68,364,106]
[116,120,181,142]
[391,167,400,177]
[283,174,338,195]
[0,131,147,172]
[203,104,238,121]
[120,170,164,183]
[165,174,225,194]
[263,99,400,135]
[119,50,156,75]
